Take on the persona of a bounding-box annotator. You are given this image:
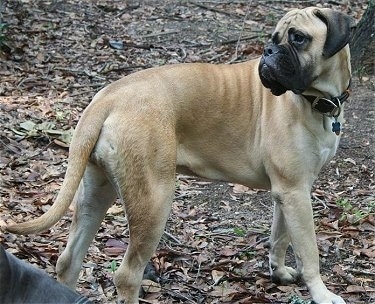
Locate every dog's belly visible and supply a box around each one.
[176,145,271,189]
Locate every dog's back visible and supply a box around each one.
[0,245,90,303]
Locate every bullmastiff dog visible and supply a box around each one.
[6,7,355,304]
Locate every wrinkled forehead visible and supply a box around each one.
[273,7,327,41]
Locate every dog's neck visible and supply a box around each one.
[302,46,352,99]
[298,46,352,119]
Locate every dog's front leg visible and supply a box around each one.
[269,201,299,284]
[271,189,345,304]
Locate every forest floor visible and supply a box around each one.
[0,1,374,303]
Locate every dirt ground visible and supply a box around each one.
[0,1,374,303]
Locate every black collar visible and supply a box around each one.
[302,80,351,117]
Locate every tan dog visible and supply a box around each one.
[6,7,355,304]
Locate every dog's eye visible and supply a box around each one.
[290,32,306,45]
[294,33,305,43]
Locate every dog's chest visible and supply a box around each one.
[316,132,341,171]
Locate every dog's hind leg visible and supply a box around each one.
[113,152,176,303]
[56,162,117,288]
[115,183,175,303]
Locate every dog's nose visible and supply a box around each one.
[263,45,279,57]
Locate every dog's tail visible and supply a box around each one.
[6,95,112,235]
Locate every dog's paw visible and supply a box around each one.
[307,279,346,304]
[271,266,300,284]
[311,289,346,304]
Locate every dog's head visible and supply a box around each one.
[258,7,356,96]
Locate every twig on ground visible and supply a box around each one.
[221,34,258,45]
[139,30,180,39]
[258,0,317,4]
[207,51,228,62]
[348,269,375,276]
[164,288,198,304]
[188,1,242,18]
[163,230,182,244]
[229,0,254,63]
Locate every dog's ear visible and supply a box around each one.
[314,9,356,58]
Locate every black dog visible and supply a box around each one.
[0,245,91,303]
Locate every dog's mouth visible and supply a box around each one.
[258,44,309,96]
[259,61,288,96]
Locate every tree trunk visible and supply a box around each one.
[350,0,375,75]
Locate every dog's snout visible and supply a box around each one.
[264,45,279,57]
[264,47,273,56]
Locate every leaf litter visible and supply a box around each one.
[0,1,374,303]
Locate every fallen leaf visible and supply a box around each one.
[142,279,161,293]
[212,269,225,285]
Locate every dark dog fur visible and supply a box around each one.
[0,245,90,304]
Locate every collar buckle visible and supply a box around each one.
[311,96,342,117]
